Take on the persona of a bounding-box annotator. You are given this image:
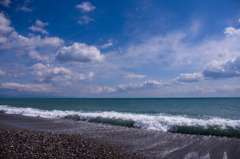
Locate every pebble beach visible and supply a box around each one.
[0,127,143,159]
[1,114,240,158]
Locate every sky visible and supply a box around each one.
[0,0,240,97]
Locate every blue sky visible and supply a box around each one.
[0,0,240,97]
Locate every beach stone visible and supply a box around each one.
[0,129,143,159]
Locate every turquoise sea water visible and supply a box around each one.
[0,98,240,137]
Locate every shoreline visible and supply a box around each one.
[1,114,240,158]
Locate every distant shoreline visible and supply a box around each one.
[1,97,240,99]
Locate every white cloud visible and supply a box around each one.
[101,39,114,49]
[18,6,32,12]
[176,73,203,83]
[78,15,94,25]
[224,27,240,36]
[0,69,5,76]
[18,0,32,12]
[114,22,240,74]
[118,80,164,91]
[102,86,116,93]
[29,26,48,34]
[0,13,13,34]
[76,2,96,12]
[35,20,49,27]
[124,73,146,79]
[0,0,10,7]
[90,86,116,94]
[75,2,95,25]
[28,50,49,62]
[101,42,113,49]
[32,63,95,85]
[116,53,240,94]
[56,42,104,64]
[203,56,240,78]
[122,32,188,68]
[0,33,64,50]
[0,82,54,93]
[29,20,49,34]
[0,13,64,52]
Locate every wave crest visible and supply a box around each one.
[1,105,240,138]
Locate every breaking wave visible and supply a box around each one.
[1,105,240,138]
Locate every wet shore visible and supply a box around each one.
[0,114,240,158]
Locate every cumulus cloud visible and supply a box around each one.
[94,21,240,95]
[78,15,94,25]
[124,73,146,79]
[29,20,49,34]
[170,55,240,83]
[176,72,203,83]
[28,50,49,62]
[224,27,240,36]
[0,12,64,63]
[56,42,104,64]
[75,2,95,25]
[0,82,54,93]
[0,13,13,34]
[29,26,48,34]
[0,33,64,50]
[0,13,63,50]
[203,56,240,79]
[76,2,96,12]
[0,0,11,7]
[118,53,240,94]
[32,63,95,85]
[118,80,164,91]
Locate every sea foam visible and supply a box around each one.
[1,105,240,137]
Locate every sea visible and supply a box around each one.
[0,98,240,138]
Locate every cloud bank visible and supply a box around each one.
[0,83,54,93]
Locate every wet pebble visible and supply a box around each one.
[0,129,144,159]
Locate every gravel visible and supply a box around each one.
[0,129,144,159]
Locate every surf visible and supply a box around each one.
[1,105,240,138]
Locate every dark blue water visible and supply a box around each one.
[0,98,240,137]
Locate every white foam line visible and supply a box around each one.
[1,105,240,132]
